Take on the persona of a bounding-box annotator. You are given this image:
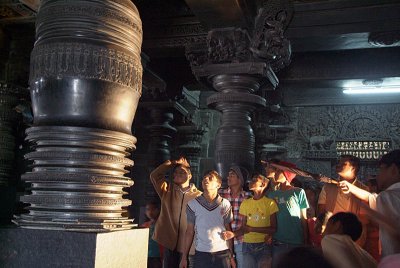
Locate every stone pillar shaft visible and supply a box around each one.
[15,0,143,231]
[177,125,206,185]
[207,74,266,179]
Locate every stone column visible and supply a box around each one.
[207,75,266,178]
[255,119,293,164]
[146,108,177,165]
[0,83,25,185]
[0,82,28,224]
[135,105,177,207]
[176,125,207,186]
[14,0,143,232]
[130,101,187,223]
[185,2,293,179]
[0,22,33,225]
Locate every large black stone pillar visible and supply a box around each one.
[14,0,143,232]
[207,75,266,178]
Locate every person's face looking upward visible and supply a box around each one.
[173,166,191,185]
[202,174,221,192]
[249,176,268,191]
[227,170,241,187]
[336,159,355,179]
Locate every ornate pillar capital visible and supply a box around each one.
[186,0,293,89]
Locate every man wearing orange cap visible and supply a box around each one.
[266,161,309,268]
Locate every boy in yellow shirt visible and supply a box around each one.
[239,174,279,268]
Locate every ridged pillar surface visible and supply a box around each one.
[144,108,177,202]
[15,0,143,231]
[0,83,26,185]
[207,74,266,180]
[177,125,206,186]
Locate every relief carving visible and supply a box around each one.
[251,0,293,71]
[30,42,143,93]
[185,0,293,78]
[208,28,251,63]
[309,127,337,150]
[286,105,400,159]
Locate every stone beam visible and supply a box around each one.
[282,87,400,107]
[280,47,400,82]
[140,0,400,53]
[184,0,256,30]
[287,0,400,38]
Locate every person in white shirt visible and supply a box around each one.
[180,170,235,268]
[339,149,400,258]
[321,212,377,268]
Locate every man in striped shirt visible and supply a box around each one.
[219,166,251,268]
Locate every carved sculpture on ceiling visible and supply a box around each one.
[186,0,294,79]
[251,0,293,71]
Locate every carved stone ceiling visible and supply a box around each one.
[1,0,400,105]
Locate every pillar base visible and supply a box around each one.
[0,227,148,268]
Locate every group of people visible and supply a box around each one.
[140,149,400,268]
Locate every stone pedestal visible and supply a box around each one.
[0,228,148,268]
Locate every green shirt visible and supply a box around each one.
[267,188,309,245]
